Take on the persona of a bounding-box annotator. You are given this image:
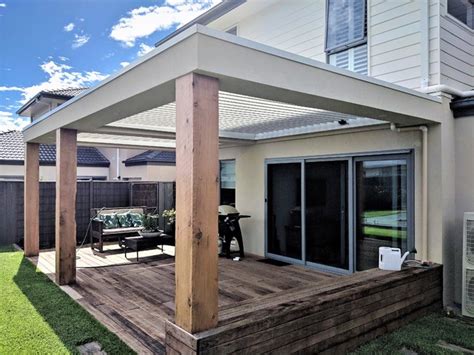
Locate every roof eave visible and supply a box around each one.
[16,92,75,116]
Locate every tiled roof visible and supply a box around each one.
[124,150,176,166]
[0,130,110,167]
[42,87,89,98]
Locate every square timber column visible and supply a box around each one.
[24,142,40,257]
[55,128,77,285]
[175,72,219,333]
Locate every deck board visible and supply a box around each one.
[27,249,441,354]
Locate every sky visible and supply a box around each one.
[0,0,220,132]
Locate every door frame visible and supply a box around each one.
[265,158,305,266]
[352,153,415,270]
[304,157,354,274]
[264,149,414,274]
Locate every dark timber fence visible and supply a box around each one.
[0,180,176,248]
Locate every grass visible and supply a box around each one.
[363,210,401,218]
[363,226,407,239]
[352,312,474,354]
[0,245,134,354]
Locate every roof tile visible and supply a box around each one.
[0,130,110,167]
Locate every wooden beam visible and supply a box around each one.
[55,128,77,285]
[24,142,40,257]
[175,72,219,333]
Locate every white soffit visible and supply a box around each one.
[108,91,384,141]
[78,133,176,150]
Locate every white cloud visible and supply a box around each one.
[1,61,108,107]
[72,33,90,49]
[0,86,23,92]
[64,22,75,32]
[58,56,69,62]
[20,61,107,103]
[120,61,130,68]
[0,111,29,132]
[137,43,154,57]
[0,3,6,8]
[109,0,221,47]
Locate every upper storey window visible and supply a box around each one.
[326,0,368,75]
[448,0,474,29]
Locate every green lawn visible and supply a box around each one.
[363,226,407,239]
[363,210,400,218]
[0,246,134,354]
[352,313,474,354]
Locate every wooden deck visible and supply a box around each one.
[28,251,442,354]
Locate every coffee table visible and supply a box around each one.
[122,233,175,262]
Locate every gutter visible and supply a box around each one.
[390,123,429,261]
[419,85,474,98]
[419,85,474,118]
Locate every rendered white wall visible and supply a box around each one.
[0,165,109,181]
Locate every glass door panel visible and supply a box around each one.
[355,159,409,271]
[267,163,302,260]
[305,161,349,270]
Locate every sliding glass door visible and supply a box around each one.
[265,152,413,273]
[266,162,302,261]
[305,160,350,271]
[355,156,413,271]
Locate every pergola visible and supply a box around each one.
[22,25,444,334]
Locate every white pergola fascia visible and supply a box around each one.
[22,24,444,147]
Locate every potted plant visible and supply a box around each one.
[138,213,160,238]
[162,208,176,236]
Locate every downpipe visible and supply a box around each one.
[390,123,429,261]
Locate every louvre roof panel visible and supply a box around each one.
[110,91,384,140]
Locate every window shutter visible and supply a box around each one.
[329,44,367,75]
[326,0,366,52]
[352,44,368,75]
[329,50,350,70]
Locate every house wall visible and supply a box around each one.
[146,165,176,182]
[220,121,464,305]
[98,148,146,180]
[208,0,443,91]
[31,98,68,121]
[368,0,440,89]
[209,0,474,92]
[439,0,474,91]
[120,164,176,182]
[0,165,109,180]
[454,114,474,304]
[219,127,424,257]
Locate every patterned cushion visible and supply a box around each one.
[129,212,144,227]
[117,212,132,228]
[99,213,119,229]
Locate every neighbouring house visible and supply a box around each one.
[16,87,154,181]
[0,130,110,180]
[122,150,176,181]
[19,0,474,351]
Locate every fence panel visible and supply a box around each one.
[92,181,130,209]
[0,180,175,248]
[39,182,55,248]
[130,183,159,211]
[0,181,22,245]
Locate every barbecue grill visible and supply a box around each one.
[218,205,250,258]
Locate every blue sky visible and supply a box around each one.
[0,0,218,131]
